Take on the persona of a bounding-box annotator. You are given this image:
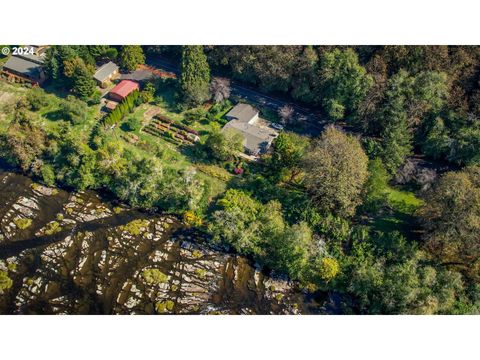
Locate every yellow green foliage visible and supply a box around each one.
[113,206,123,214]
[195,268,206,278]
[124,219,149,236]
[44,221,61,235]
[31,183,41,191]
[192,249,202,258]
[0,270,13,291]
[166,300,174,311]
[155,300,174,313]
[14,217,32,230]
[143,269,168,285]
[183,211,203,227]
[319,257,340,282]
[155,302,167,313]
[195,164,232,182]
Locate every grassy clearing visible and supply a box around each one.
[386,187,424,215]
[0,81,101,142]
[371,185,424,236]
[112,103,229,200]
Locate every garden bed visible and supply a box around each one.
[142,115,200,145]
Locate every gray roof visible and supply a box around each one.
[15,52,45,65]
[93,61,119,82]
[225,103,259,123]
[222,118,278,156]
[3,56,43,80]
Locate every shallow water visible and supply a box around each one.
[0,170,324,314]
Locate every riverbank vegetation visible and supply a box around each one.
[1,45,479,314]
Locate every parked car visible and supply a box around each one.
[271,123,284,130]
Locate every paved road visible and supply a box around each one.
[144,58,453,176]
[146,57,327,136]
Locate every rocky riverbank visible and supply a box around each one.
[0,170,323,314]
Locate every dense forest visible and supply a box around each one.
[0,45,479,314]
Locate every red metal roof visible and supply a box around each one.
[109,80,139,99]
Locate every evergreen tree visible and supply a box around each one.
[379,94,413,174]
[119,45,145,71]
[71,61,96,100]
[318,48,373,121]
[180,45,211,106]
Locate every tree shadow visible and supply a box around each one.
[0,209,146,260]
[43,109,64,121]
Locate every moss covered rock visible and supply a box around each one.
[14,218,32,230]
[142,269,168,285]
[124,219,149,236]
[0,271,13,292]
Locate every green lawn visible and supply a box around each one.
[371,185,424,237]
[386,187,424,215]
[0,80,238,208]
[114,102,229,201]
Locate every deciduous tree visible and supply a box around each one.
[302,126,368,217]
[420,166,480,279]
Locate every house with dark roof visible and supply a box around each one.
[108,80,139,102]
[222,103,279,159]
[93,61,119,86]
[1,46,47,85]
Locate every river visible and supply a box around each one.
[0,170,326,314]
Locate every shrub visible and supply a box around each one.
[143,269,168,285]
[195,268,206,278]
[184,108,207,124]
[14,218,32,230]
[155,302,166,313]
[196,164,232,182]
[141,82,156,103]
[26,88,49,111]
[155,300,174,313]
[58,96,88,125]
[123,219,149,236]
[192,249,202,258]
[166,300,174,311]
[0,271,13,292]
[89,90,102,105]
[40,164,56,187]
[113,206,123,214]
[44,221,61,235]
[183,211,203,227]
[122,117,141,132]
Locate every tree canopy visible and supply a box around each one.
[180,45,211,106]
[119,45,145,71]
[302,126,369,217]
